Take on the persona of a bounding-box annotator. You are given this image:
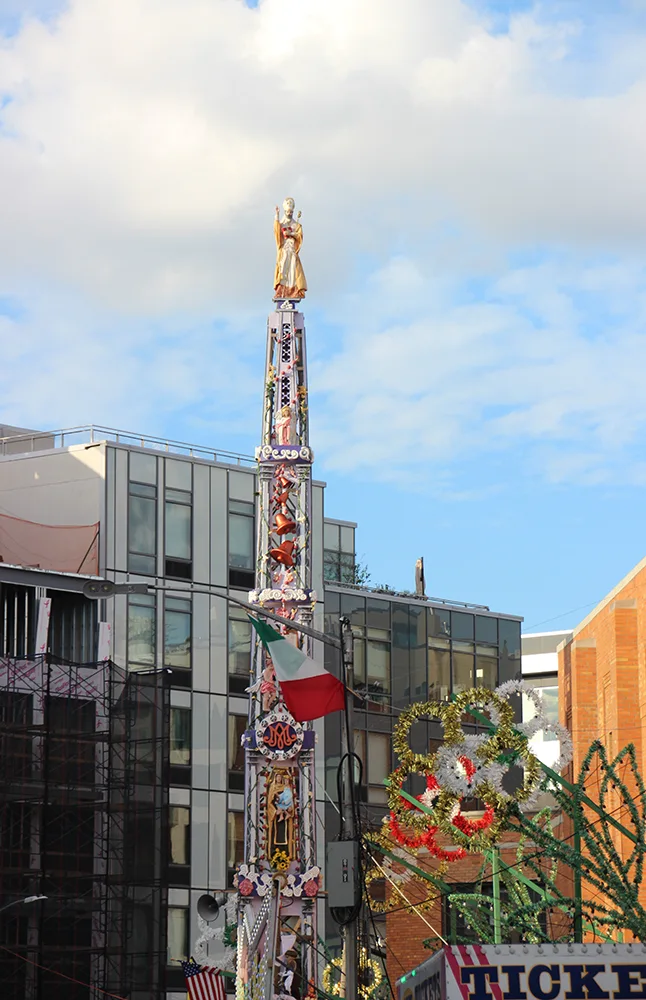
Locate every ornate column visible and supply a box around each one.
[235,200,320,1000]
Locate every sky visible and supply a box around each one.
[2,0,646,632]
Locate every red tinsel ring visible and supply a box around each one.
[389,764,496,853]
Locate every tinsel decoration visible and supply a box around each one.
[322,947,384,999]
[388,689,542,849]
[194,895,237,972]
[363,821,445,914]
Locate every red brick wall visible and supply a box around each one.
[558,562,646,935]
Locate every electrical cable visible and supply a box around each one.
[338,619,398,999]
[0,943,130,1000]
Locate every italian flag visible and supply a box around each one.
[249,616,346,722]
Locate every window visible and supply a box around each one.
[128,482,157,575]
[451,612,474,641]
[128,594,156,668]
[165,486,192,580]
[428,638,450,701]
[476,615,497,644]
[428,607,451,638]
[167,907,189,966]
[170,708,191,765]
[164,596,191,669]
[367,732,390,804]
[499,619,521,683]
[475,645,497,689]
[228,714,247,791]
[169,806,190,865]
[452,642,474,693]
[48,591,98,662]
[365,640,390,710]
[228,608,252,695]
[323,520,356,584]
[229,500,255,588]
[227,811,244,882]
[353,730,390,804]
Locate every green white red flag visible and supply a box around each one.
[248,616,345,722]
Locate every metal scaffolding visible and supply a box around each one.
[0,654,170,1000]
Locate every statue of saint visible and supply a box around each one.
[275,404,296,446]
[274,198,307,300]
[267,768,297,861]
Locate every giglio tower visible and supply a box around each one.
[234,198,328,1000]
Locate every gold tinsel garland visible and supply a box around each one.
[388,689,542,846]
[323,947,383,998]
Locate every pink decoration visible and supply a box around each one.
[239,879,253,896]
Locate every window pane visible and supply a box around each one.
[366,640,390,708]
[324,550,340,582]
[324,522,340,550]
[130,451,157,485]
[368,732,390,787]
[428,607,451,638]
[340,526,355,554]
[339,552,355,584]
[499,619,521,683]
[229,500,254,516]
[165,607,191,669]
[428,643,450,701]
[451,612,474,641]
[354,638,366,685]
[340,593,365,628]
[475,651,497,689]
[128,552,156,575]
[129,495,156,555]
[128,600,156,665]
[453,651,474,693]
[166,502,191,560]
[229,617,251,678]
[229,513,254,570]
[228,715,246,772]
[169,806,190,865]
[476,616,497,644]
[170,708,191,765]
[166,458,192,491]
[353,730,366,784]
[167,908,188,966]
[366,599,390,631]
[227,812,244,870]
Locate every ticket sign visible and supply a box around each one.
[398,944,646,1000]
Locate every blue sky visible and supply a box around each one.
[2,0,646,631]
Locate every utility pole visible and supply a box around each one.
[340,616,359,1000]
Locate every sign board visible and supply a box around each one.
[398,944,646,1000]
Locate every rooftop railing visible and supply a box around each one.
[327,579,490,611]
[0,424,255,466]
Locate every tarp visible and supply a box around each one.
[0,511,99,574]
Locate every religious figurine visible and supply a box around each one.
[274,198,307,300]
[275,404,296,445]
[267,769,297,861]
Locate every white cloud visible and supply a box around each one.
[1,0,646,486]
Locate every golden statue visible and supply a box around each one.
[274,198,307,300]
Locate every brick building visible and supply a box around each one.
[558,554,646,935]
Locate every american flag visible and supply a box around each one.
[181,958,226,1000]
